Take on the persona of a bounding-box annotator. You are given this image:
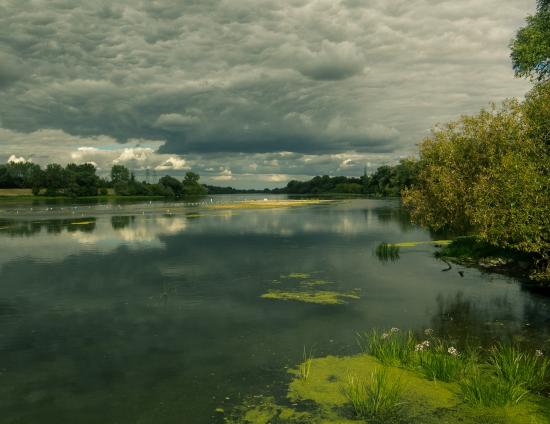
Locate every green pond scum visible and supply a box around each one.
[261,289,360,305]
[263,273,359,305]
[226,354,550,423]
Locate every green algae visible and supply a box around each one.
[229,354,550,423]
[265,272,357,305]
[284,273,312,279]
[392,240,452,248]
[261,289,360,305]
[298,279,334,288]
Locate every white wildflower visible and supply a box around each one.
[536,349,544,358]
[448,347,459,356]
[415,340,430,352]
[382,332,390,340]
[424,328,434,336]
[390,327,400,334]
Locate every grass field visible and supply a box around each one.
[0,188,33,196]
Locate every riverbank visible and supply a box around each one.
[435,237,548,287]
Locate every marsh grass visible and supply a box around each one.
[489,344,550,392]
[459,367,528,407]
[418,341,466,382]
[358,329,415,367]
[299,347,313,381]
[344,368,403,420]
[355,329,548,410]
[374,242,400,262]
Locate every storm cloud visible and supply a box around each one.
[0,0,533,187]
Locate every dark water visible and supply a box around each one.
[0,197,549,423]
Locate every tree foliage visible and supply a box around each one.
[510,8,550,81]
[403,96,550,280]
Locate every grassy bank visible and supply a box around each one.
[226,329,550,423]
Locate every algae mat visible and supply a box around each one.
[261,272,361,305]
[226,354,550,423]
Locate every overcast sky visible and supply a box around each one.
[0,0,534,188]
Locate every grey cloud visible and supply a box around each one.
[0,0,535,185]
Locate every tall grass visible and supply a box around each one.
[358,329,416,367]
[298,346,313,381]
[374,242,400,262]
[344,368,403,420]
[418,340,466,382]
[459,367,528,407]
[355,329,548,409]
[489,344,550,392]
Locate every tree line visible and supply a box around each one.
[1,158,419,197]
[276,159,418,196]
[0,162,207,197]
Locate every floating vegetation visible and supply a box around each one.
[185,213,201,219]
[263,272,359,305]
[392,240,452,248]
[284,272,311,279]
[298,279,334,288]
[374,242,400,262]
[261,289,360,305]
[228,330,550,423]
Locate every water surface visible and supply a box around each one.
[1,197,549,423]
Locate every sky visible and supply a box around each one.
[0,0,534,188]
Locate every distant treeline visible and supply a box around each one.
[0,162,208,197]
[276,159,418,196]
[203,185,268,194]
[1,159,418,197]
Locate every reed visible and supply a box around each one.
[344,367,403,420]
[489,344,550,393]
[418,341,465,382]
[374,242,400,262]
[298,346,313,381]
[459,367,528,407]
[358,328,415,367]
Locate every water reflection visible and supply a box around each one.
[0,199,548,423]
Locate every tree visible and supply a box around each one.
[65,163,100,197]
[182,171,207,195]
[111,165,130,185]
[44,163,67,196]
[510,7,550,81]
[111,164,131,195]
[402,99,549,280]
[159,175,184,196]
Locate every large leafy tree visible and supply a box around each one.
[182,171,208,195]
[510,3,550,81]
[402,98,549,280]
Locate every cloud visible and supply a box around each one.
[155,156,189,171]
[295,40,366,80]
[154,113,201,129]
[7,154,29,164]
[0,0,534,186]
[212,168,233,181]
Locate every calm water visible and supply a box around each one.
[1,197,549,423]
